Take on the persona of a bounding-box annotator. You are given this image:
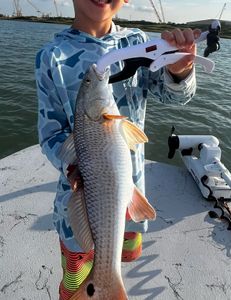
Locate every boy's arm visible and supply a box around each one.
[35,49,71,174]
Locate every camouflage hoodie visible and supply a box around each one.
[35,23,196,251]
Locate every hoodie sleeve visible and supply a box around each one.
[35,48,71,174]
[147,66,196,105]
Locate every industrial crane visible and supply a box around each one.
[219,3,227,20]
[53,0,60,17]
[158,0,165,23]
[149,0,165,23]
[26,0,42,15]
[13,0,22,17]
[149,0,162,23]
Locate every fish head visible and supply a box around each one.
[76,64,119,121]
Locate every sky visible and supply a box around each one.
[0,0,230,24]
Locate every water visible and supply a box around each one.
[0,20,230,171]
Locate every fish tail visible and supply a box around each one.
[112,274,128,300]
[69,270,128,300]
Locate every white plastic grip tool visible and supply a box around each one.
[96,38,177,74]
[149,52,214,73]
[96,26,217,76]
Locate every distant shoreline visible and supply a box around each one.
[1,16,231,39]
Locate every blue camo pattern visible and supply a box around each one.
[35,24,196,251]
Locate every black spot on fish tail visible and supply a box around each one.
[87,283,95,297]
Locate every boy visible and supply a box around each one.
[36,1,200,299]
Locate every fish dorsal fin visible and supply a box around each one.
[58,133,77,165]
[128,186,156,222]
[67,189,94,253]
[120,120,148,152]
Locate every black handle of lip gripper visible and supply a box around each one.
[109,57,153,83]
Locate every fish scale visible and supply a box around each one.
[74,114,132,276]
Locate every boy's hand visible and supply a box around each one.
[67,164,83,192]
[161,28,201,81]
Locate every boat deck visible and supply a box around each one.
[0,145,230,300]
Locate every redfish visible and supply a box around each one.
[60,64,156,300]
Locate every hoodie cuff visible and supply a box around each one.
[164,66,196,92]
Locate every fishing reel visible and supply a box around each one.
[203,20,221,57]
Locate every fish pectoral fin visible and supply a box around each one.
[58,133,77,165]
[128,186,156,222]
[120,120,148,152]
[67,189,94,253]
[103,114,127,120]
